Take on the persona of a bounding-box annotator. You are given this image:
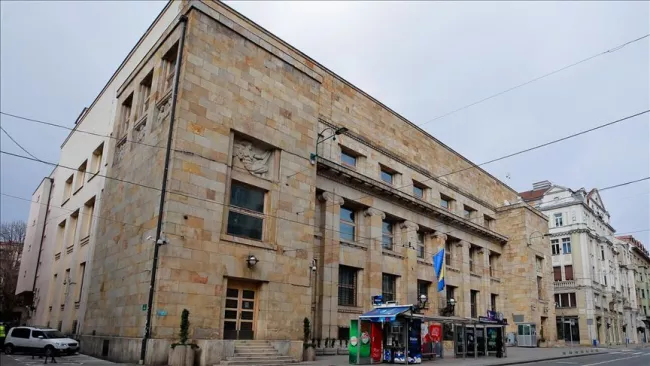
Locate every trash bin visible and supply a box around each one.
[592,339,598,347]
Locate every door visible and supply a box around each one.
[9,327,31,349]
[223,284,257,340]
[30,330,46,351]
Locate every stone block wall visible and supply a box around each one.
[496,203,556,344]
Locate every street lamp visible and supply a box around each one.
[309,126,349,165]
[440,298,456,316]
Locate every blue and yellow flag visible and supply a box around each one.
[433,248,445,292]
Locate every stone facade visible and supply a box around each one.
[619,235,650,343]
[77,1,556,364]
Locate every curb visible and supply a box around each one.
[479,349,606,366]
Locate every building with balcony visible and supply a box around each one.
[618,235,650,343]
[520,181,637,345]
[20,1,557,364]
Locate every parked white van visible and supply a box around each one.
[3,327,79,356]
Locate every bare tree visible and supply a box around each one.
[0,220,26,321]
[0,220,27,244]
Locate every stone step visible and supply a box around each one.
[235,345,277,349]
[234,351,282,357]
[227,356,294,361]
[220,357,295,365]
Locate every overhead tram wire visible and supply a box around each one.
[294,109,650,215]
[3,149,648,257]
[2,120,648,248]
[1,126,41,160]
[415,34,650,128]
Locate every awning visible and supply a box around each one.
[359,306,412,322]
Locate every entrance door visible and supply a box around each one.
[223,284,257,340]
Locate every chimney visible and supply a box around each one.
[532,180,551,191]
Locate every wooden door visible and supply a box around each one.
[223,283,257,340]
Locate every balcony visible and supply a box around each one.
[554,280,576,288]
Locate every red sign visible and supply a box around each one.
[429,323,442,343]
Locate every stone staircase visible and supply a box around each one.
[219,340,296,365]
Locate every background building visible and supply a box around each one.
[520,181,638,345]
[618,235,650,343]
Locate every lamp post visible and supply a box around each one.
[309,126,349,165]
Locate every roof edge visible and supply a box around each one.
[60,0,174,149]
[209,0,519,197]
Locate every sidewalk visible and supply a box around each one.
[297,346,612,366]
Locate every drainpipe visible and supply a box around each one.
[140,14,188,364]
[31,177,54,312]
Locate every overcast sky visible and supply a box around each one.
[1,1,648,247]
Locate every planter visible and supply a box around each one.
[303,346,316,361]
[170,345,195,366]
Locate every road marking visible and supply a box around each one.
[581,354,644,366]
[555,362,577,364]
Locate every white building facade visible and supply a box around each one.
[15,1,185,334]
[520,181,639,345]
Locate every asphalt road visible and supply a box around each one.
[0,353,116,366]
[519,348,650,366]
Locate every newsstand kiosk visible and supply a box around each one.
[349,301,423,364]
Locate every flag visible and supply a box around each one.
[433,248,445,292]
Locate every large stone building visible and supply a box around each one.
[18,1,557,364]
[618,235,650,343]
[520,181,639,345]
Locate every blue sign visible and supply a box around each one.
[157,310,168,316]
[372,295,384,306]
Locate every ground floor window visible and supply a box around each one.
[556,316,580,342]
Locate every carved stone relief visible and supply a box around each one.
[233,138,274,179]
[156,97,172,125]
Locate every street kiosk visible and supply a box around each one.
[349,301,424,364]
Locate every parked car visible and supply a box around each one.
[3,326,79,356]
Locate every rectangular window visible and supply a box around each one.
[382,274,397,302]
[490,293,498,312]
[339,206,355,242]
[537,276,543,299]
[446,285,456,316]
[553,266,562,282]
[601,247,605,261]
[470,290,479,318]
[338,266,357,306]
[68,210,79,248]
[138,70,153,117]
[56,220,66,254]
[562,238,572,254]
[63,175,73,202]
[81,197,95,239]
[536,256,544,273]
[162,42,178,93]
[417,280,430,304]
[469,246,477,273]
[382,219,394,250]
[120,93,133,137]
[554,213,563,227]
[341,150,357,168]
[564,265,574,281]
[227,182,265,240]
[380,168,394,185]
[90,143,104,176]
[75,160,87,191]
[463,205,475,220]
[64,268,71,299]
[556,293,576,308]
[413,184,424,199]
[440,194,453,210]
[604,275,607,286]
[445,241,452,267]
[76,262,86,303]
[642,289,645,299]
[551,239,560,255]
[483,214,494,229]
[488,252,497,277]
[416,232,425,259]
